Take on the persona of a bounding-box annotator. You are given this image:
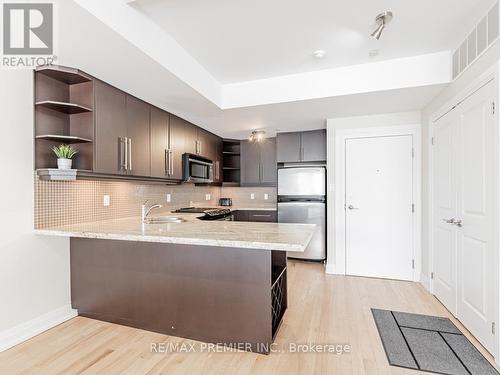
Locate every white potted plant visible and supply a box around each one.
[51,144,78,170]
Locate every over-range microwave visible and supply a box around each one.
[183,154,214,183]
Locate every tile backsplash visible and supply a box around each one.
[34,175,278,229]
[220,187,277,206]
[34,176,220,228]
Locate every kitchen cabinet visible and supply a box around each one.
[240,138,277,187]
[151,108,183,180]
[233,210,277,223]
[183,119,199,155]
[276,132,301,162]
[198,128,217,161]
[150,106,169,178]
[214,137,224,183]
[301,130,326,162]
[276,130,326,163]
[126,95,150,177]
[94,81,127,174]
[260,138,277,185]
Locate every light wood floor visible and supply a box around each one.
[1,261,498,375]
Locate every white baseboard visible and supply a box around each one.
[420,272,431,292]
[0,304,77,352]
[325,262,337,274]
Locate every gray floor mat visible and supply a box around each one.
[372,308,499,375]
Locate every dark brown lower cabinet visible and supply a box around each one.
[234,210,277,223]
[70,238,287,354]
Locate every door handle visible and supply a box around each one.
[347,204,359,210]
[443,218,455,224]
[454,219,463,227]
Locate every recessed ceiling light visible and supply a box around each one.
[369,49,379,57]
[313,50,327,59]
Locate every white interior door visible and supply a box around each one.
[432,80,497,355]
[345,135,414,280]
[433,110,459,313]
[456,81,496,353]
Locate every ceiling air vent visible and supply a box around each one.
[453,1,499,80]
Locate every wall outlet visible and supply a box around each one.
[205,193,211,201]
[250,193,255,200]
[264,193,269,200]
[103,195,110,207]
[166,194,171,203]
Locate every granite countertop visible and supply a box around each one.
[35,213,314,252]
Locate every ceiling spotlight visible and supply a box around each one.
[312,50,327,59]
[371,11,393,40]
[249,130,266,143]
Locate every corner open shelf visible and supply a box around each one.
[35,135,93,144]
[35,100,93,114]
[222,139,241,185]
[34,65,95,171]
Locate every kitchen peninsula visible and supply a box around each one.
[36,213,315,354]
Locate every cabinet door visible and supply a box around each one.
[276,132,301,162]
[126,95,151,177]
[301,130,326,162]
[198,129,216,161]
[94,81,127,174]
[247,210,277,222]
[150,106,168,178]
[240,140,261,185]
[168,114,184,180]
[260,137,277,186]
[214,137,224,183]
[183,120,198,155]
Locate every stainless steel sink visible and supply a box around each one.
[144,216,186,224]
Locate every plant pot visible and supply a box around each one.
[57,158,72,170]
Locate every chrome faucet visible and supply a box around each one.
[141,201,162,222]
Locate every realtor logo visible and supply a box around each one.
[3,3,53,55]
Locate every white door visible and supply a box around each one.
[345,135,414,280]
[433,110,459,313]
[433,80,497,354]
[457,81,496,353]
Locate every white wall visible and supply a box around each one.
[421,38,500,290]
[325,112,422,274]
[0,70,74,352]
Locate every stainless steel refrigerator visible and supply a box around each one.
[278,166,326,261]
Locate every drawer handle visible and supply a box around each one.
[252,214,271,217]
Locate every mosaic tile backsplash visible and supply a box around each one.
[34,176,220,229]
[34,176,277,229]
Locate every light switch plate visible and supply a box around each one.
[206,193,211,201]
[166,194,171,203]
[250,193,255,200]
[264,194,269,200]
[103,195,110,207]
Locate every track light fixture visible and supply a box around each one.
[371,11,393,40]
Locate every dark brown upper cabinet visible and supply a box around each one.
[276,130,326,163]
[94,81,127,175]
[183,120,199,155]
[151,108,184,180]
[240,138,277,187]
[126,95,151,177]
[150,106,169,179]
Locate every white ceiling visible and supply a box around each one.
[131,0,493,83]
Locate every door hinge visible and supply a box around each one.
[412,203,415,213]
[431,137,435,146]
[412,148,415,158]
[431,272,434,280]
[492,102,496,115]
[492,322,496,335]
[412,259,415,269]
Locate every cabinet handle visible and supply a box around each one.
[252,214,271,217]
[128,138,132,172]
[169,149,174,176]
[120,137,127,171]
[165,149,169,176]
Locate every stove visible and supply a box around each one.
[173,207,234,221]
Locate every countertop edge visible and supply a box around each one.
[34,229,309,252]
